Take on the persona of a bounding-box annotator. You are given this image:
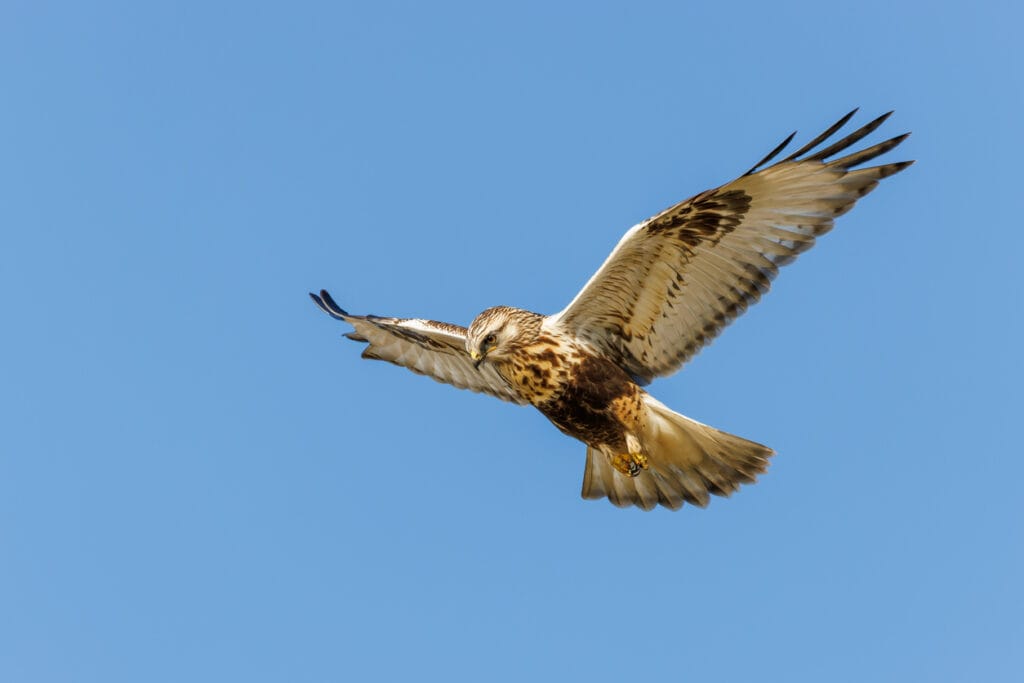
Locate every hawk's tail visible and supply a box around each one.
[581,395,773,511]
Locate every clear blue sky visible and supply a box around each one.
[2,2,1021,681]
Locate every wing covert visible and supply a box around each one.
[310,290,526,404]
[549,110,913,384]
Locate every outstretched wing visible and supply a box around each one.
[549,110,913,384]
[310,290,526,404]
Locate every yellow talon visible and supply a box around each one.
[611,452,649,477]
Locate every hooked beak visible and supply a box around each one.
[470,349,485,369]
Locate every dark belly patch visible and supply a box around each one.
[537,354,641,451]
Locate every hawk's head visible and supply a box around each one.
[466,306,542,368]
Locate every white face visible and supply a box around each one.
[466,308,516,362]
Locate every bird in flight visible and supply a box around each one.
[311,110,911,511]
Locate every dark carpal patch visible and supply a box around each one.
[647,189,752,247]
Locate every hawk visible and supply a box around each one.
[311,110,911,510]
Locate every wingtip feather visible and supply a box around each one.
[781,108,860,162]
[310,289,350,320]
[828,132,912,170]
[744,130,798,175]
[808,110,896,162]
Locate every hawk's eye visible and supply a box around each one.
[483,333,496,346]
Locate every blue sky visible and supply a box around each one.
[2,2,1021,681]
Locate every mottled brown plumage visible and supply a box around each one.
[311,110,912,510]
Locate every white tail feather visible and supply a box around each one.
[581,395,773,511]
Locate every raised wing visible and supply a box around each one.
[549,110,913,384]
[310,290,526,404]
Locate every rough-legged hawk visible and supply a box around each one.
[311,110,912,510]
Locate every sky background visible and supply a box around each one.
[2,2,1022,681]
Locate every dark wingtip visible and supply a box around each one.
[309,291,327,313]
[309,289,349,320]
[828,130,913,170]
[781,108,860,163]
[744,129,798,176]
[318,289,349,316]
[809,110,898,162]
[880,159,916,178]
